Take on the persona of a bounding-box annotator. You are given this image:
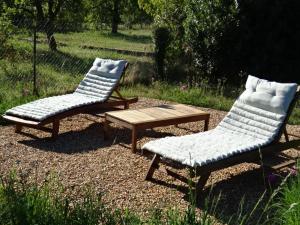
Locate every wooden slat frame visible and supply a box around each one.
[145,86,300,194]
[2,62,138,138]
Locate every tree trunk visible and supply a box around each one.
[111,0,120,33]
[45,19,57,51]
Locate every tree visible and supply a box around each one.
[36,0,63,51]
[86,0,121,33]
[3,0,74,51]
[86,0,112,30]
[111,0,121,33]
[122,0,152,28]
[87,0,149,33]
[139,0,187,81]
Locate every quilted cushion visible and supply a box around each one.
[5,58,127,121]
[142,75,298,167]
[5,94,100,121]
[239,75,297,114]
[75,58,127,99]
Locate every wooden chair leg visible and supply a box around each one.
[15,124,22,133]
[145,154,160,180]
[283,127,289,142]
[131,126,137,153]
[196,172,211,193]
[103,119,110,140]
[52,120,60,139]
[124,102,129,109]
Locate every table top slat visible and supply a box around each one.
[105,104,209,125]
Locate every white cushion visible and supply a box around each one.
[142,75,298,167]
[239,75,297,114]
[5,93,100,121]
[5,58,127,121]
[75,58,127,98]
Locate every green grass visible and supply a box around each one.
[1,168,300,225]
[275,169,300,225]
[0,171,217,225]
[54,29,154,52]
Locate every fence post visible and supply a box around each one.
[33,7,38,95]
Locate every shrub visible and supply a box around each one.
[184,0,238,83]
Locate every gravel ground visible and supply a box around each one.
[0,97,299,220]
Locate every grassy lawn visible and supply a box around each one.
[54,29,154,52]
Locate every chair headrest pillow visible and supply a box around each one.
[239,75,298,115]
[88,58,127,78]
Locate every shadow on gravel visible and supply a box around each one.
[146,164,268,224]
[195,168,267,222]
[19,123,174,154]
[19,123,109,153]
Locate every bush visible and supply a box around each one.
[184,0,238,83]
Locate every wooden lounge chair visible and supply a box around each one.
[2,58,138,138]
[143,76,300,193]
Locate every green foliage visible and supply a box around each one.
[0,172,142,225]
[2,169,300,225]
[275,168,300,225]
[55,1,87,32]
[140,0,300,83]
[86,0,152,31]
[0,11,14,58]
[139,0,186,61]
[153,26,170,80]
[122,0,152,28]
[85,0,114,30]
[0,171,217,225]
[184,0,238,82]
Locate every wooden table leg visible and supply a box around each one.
[15,124,22,133]
[104,118,110,139]
[52,120,60,139]
[131,126,137,153]
[204,117,209,131]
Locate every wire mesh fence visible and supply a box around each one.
[0,17,154,116]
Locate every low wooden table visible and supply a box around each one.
[104,104,210,153]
